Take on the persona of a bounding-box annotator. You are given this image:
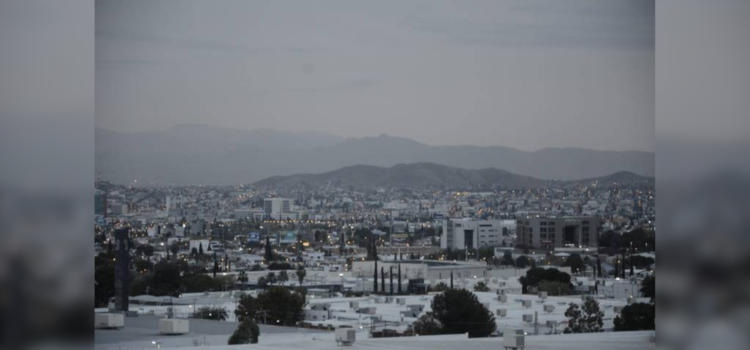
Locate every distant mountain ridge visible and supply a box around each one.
[95,124,655,185]
[253,163,654,190]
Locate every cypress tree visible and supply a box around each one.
[213,251,218,277]
[374,258,378,293]
[390,266,394,295]
[381,267,385,293]
[264,235,273,262]
[450,271,454,289]
[397,264,402,294]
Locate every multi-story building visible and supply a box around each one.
[441,219,515,250]
[95,189,107,217]
[516,216,601,249]
[263,198,297,219]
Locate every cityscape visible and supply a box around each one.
[94,1,656,349]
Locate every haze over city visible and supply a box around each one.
[96,0,654,152]
[93,1,659,350]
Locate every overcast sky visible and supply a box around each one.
[96,0,654,152]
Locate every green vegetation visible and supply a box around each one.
[537,280,571,296]
[563,297,604,334]
[228,319,260,345]
[426,289,496,338]
[519,267,571,294]
[473,281,490,292]
[234,286,306,326]
[190,306,228,321]
[614,303,655,331]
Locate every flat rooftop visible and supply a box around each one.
[114,329,655,350]
[94,315,323,350]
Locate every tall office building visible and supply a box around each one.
[516,216,601,249]
[95,188,107,217]
[113,228,131,312]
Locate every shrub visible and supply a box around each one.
[190,306,228,321]
[228,319,260,344]
[473,281,490,292]
[613,303,655,331]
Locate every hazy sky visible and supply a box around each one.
[96,0,654,152]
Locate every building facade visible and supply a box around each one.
[263,198,296,219]
[441,219,515,250]
[95,189,107,217]
[516,216,601,249]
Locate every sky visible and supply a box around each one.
[96,0,655,152]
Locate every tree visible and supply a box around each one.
[257,276,268,287]
[183,274,220,293]
[278,270,289,284]
[519,268,571,294]
[237,270,249,283]
[563,297,604,333]
[537,280,571,296]
[169,241,180,257]
[228,319,260,345]
[412,312,442,335]
[264,235,274,262]
[473,281,490,292]
[432,282,448,292]
[268,262,292,270]
[255,286,306,326]
[296,266,306,286]
[264,272,278,285]
[431,289,496,338]
[135,244,155,261]
[397,264,402,294]
[613,303,655,331]
[515,256,528,268]
[501,251,514,266]
[640,275,655,302]
[235,293,259,322]
[198,242,204,255]
[562,253,586,275]
[95,252,116,307]
[150,261,182,296]
[191,306,228,321]
[213,251,219,277]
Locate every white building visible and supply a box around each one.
[264,198,298,219]
[441,219,515,250]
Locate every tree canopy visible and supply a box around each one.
[430,289,496,338]
[519,267,571,294]
[228,319,260,345]
[563,297,604,334]
[613,303,655,331]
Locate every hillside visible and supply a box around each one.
[254,163,552,190]
[96,125,655,185]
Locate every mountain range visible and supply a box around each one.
[254,163,653,190]
[95,124,654,185]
